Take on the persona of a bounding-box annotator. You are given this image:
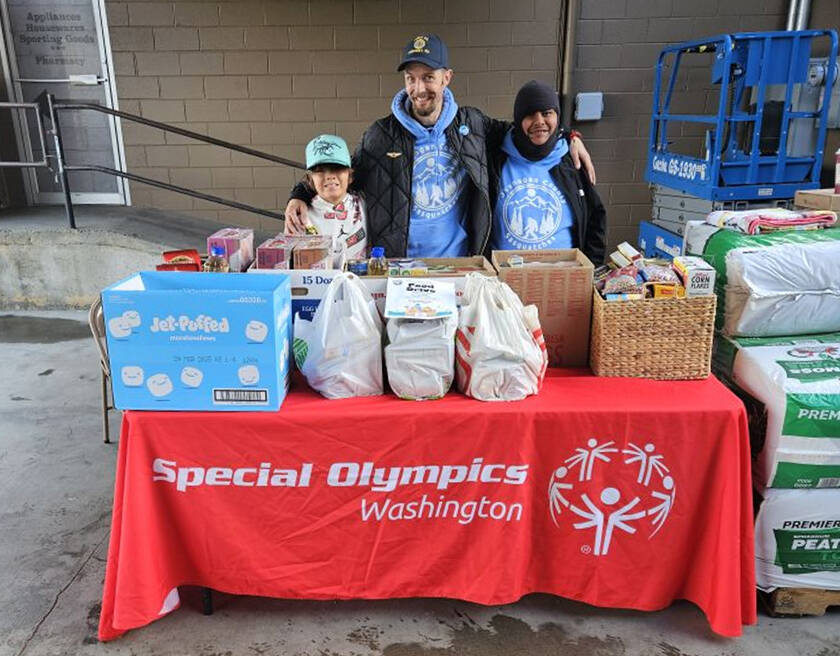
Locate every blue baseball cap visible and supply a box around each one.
[397,33,449,71]
[305,134,351,170]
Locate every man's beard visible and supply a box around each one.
[411,96,437,117]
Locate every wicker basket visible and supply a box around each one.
[590,290,717,380]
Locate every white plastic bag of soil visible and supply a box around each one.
[715,333,840,489]
[755,488,840,591]
[293,272,383,399]
[684,221,840,338]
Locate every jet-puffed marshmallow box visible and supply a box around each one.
[101,271,291,411]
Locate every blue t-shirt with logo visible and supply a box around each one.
[491,131,574,252]
[392,88,469,257]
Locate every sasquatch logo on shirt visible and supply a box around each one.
[499,178,567,249]
[548,439,676,556]
[412,145,466,219]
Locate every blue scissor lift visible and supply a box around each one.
[643,30,837,242]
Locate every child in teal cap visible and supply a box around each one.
[287,134,367,263]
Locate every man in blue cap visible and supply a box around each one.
[286,33,594,258]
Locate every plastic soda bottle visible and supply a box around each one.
[203,245,230,272]
[368,246,387,276]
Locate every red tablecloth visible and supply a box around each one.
[99,370,756,640]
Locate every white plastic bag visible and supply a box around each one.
[455,273,547,401]
[293,272,383,399]
[385,315,457,400]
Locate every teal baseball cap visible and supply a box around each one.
[305,134,351,170]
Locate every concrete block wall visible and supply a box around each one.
[105,0,563,233]
[571,0,795,248]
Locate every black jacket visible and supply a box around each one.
[488,145,607,265]
[292,107,508,257]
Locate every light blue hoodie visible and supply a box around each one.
[491,130,574,252]
[391,87,469,257]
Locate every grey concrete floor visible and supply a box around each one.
[1,311,839,656]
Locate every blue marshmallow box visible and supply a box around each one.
[102,271,291,411]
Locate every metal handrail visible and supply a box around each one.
[1,92,306,229]
[54,101,305,169]
[0,102,48,167]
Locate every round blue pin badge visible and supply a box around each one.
[458,124,469,136]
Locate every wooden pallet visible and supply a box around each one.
[761,587,840,617]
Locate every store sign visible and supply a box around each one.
[7,1,99,77]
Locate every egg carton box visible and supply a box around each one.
[101,271,291,411]
[248,264,343,322]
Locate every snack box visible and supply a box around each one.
[672,256,716,296]
[207,227,254,272]
[101,271,291,411]
[292,235,333,270]
[256,236,289,270]
[492,249,594,367]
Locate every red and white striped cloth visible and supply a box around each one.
[705,207,837,235]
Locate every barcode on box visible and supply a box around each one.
[213,388,268,405]
[816,478,840,488]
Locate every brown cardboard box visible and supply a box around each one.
[354,256,496,314]
[492,249,594,367]
[794,188,840,212]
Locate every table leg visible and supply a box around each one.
[202,587,213,615]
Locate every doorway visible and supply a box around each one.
[0,0,127,205]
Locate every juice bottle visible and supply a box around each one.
[203,245,230,272]
[368,246,387,276]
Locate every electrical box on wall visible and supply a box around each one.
[575,92,603,121]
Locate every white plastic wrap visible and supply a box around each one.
[720,334,840,489]
[293,272,383,399]
[454,273,547,401]
[724,241,840,337]
[755,488,840,591]
[385,316,457,400]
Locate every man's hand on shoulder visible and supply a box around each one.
[284,199,310,234]
[569,133,596,185]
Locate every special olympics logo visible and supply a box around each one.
[500,179,566,247]
[548,439,676,556]
[412,146,466,218]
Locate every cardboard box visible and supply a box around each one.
[672,256,715,296]
[795,188,840,212]
[492,249,594,367]
[358,256,496,315]
[249,265,342,322]
[638,221,683,260]
[102,271,291,411]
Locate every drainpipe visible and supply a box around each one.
[560,0,578,127]
[785,0,799,30]
[794,0,811,30]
